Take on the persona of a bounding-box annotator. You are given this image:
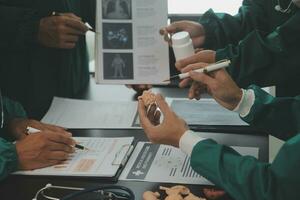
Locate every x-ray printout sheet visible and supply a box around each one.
[120,141,259,184]
[42,97,139,129]
[95,0,170,84]
[15,137,134,177]
[166,98,248,126]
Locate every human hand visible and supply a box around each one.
[126,85,152,94]
[159,20,205,48]
[189,69,242,110]
[178,62,209,100]
[138,94,188,147]
[175,50,216,72]
[15,130,76,170]
[7,118,67,140]
[175,50,216,99]
[38,13,88,49]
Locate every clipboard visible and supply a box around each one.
[13,137,135,182]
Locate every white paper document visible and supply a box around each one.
[167,98,248,126]
[120,141,259,185]
[42,97,139,129]
[15,137,134,177]
[95,0,170,84]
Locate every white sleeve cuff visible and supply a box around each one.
[179,130,207,156]
[233,89,255,117]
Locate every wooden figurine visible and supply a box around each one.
[160,185,190,196]
[143,191,161,200]
[138,90,156,107]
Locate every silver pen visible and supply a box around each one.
[163,59,231,82]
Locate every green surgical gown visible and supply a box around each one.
[0,0,95,119]
[0,96,27,181]
[199,0,300,97]
[191,85,300,200]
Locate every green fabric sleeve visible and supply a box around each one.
[191,135,300,200]
[199,1,300,89]
[0,3,40,51]
[242,85,300,140]
[2,96,27,123]
[215,10,300,88]
[0,96,27,141]
[199,0,267,50]
[0,138,18,181]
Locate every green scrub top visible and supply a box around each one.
[0,94,26,181]
[0,0,95,119]
[199,0,300,97]
[191,85,300,199]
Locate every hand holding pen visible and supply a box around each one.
[37,12,91,49]
[164,60,231,82]
[26,127,90,151]
[16,128,76,170]
[172,59,231,100]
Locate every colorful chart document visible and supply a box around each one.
[95,0,170,84]
[14,137,134,177]
[120,141,259,185]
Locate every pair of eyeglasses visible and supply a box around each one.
[0,90,4,129]
[33,183,135,200]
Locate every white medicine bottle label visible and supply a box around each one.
[171,31,195,61]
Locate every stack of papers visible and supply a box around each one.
[42,97,248,129]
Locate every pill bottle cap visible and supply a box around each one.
[172,31,191,46]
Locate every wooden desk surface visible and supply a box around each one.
[0,80,268,200]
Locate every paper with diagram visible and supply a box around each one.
[120,141,259,184]
[14,137,134,177]
[95,0,170,84]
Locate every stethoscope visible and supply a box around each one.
[33,183,135,200]
[275,0,295,13]
[0,89,4,129]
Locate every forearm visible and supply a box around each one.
[179,132,273,200]
[242,85,300,140]
[180,130,300,200]
[0,138,19,181]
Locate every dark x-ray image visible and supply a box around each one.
[103,53,133,80]
[103,23,133,49]
[102,0,132,20]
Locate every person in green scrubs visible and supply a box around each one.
[0,0,95,119]
[138,68,300,199]
[0,90,75,181]
[160,0,300,97]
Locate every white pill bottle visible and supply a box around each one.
[171,31,195,61]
